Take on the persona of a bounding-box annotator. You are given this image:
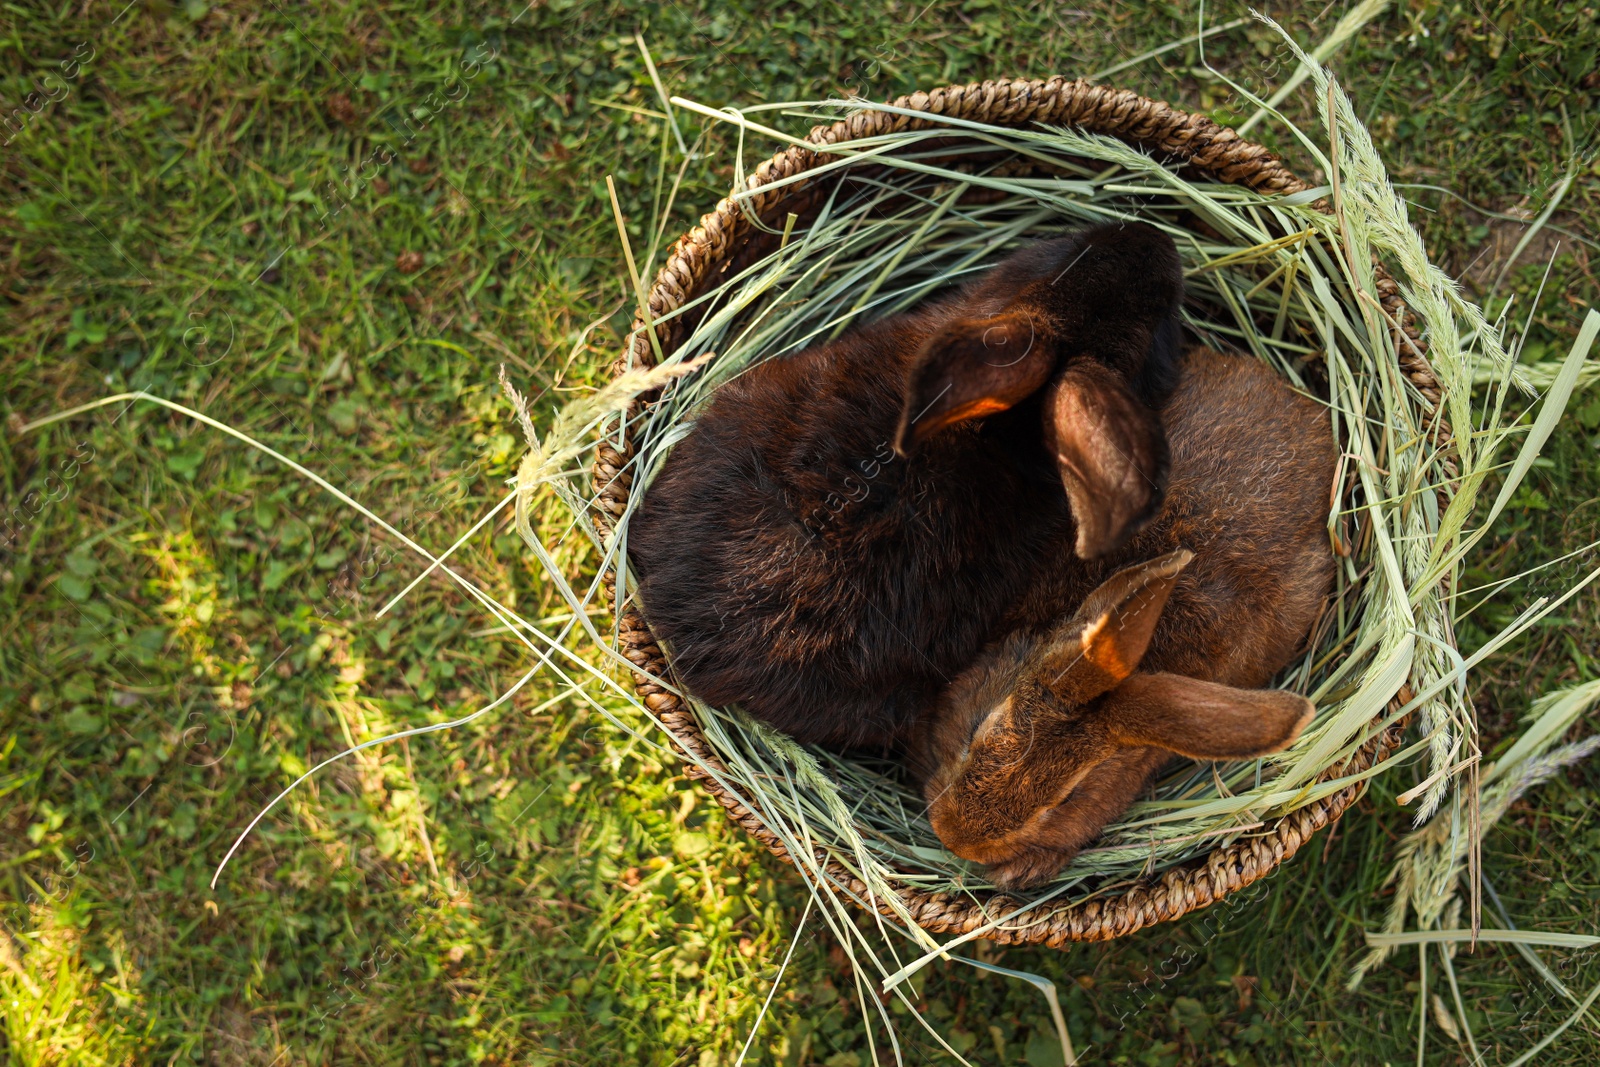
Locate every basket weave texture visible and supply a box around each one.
[592,77,1437,946]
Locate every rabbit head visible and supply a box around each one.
[917,548,1315,886]
[894,221,1186,558]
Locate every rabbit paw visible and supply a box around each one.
[986,846,1080,891]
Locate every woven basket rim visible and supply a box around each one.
[594,76,1438,947]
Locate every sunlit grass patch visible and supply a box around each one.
[0,893,146,1066]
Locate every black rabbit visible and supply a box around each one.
[628,222,1185,748]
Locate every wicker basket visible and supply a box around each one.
[592,78,1437,947]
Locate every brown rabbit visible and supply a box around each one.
[629,222,1185,749]
[910,348,1337,889]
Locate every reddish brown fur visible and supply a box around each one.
[910,348,1336,888]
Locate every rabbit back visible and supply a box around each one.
[1132,348,1337,687]
[628,311,1072,749]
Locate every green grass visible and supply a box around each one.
[1,1,1598,1064]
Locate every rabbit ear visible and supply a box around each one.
[1100,672,1315,759]
[1043,361,1169,559]
[895,310,1055,454]
[1036,548,1193,704]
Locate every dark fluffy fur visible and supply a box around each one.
[628,223,1184,748]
